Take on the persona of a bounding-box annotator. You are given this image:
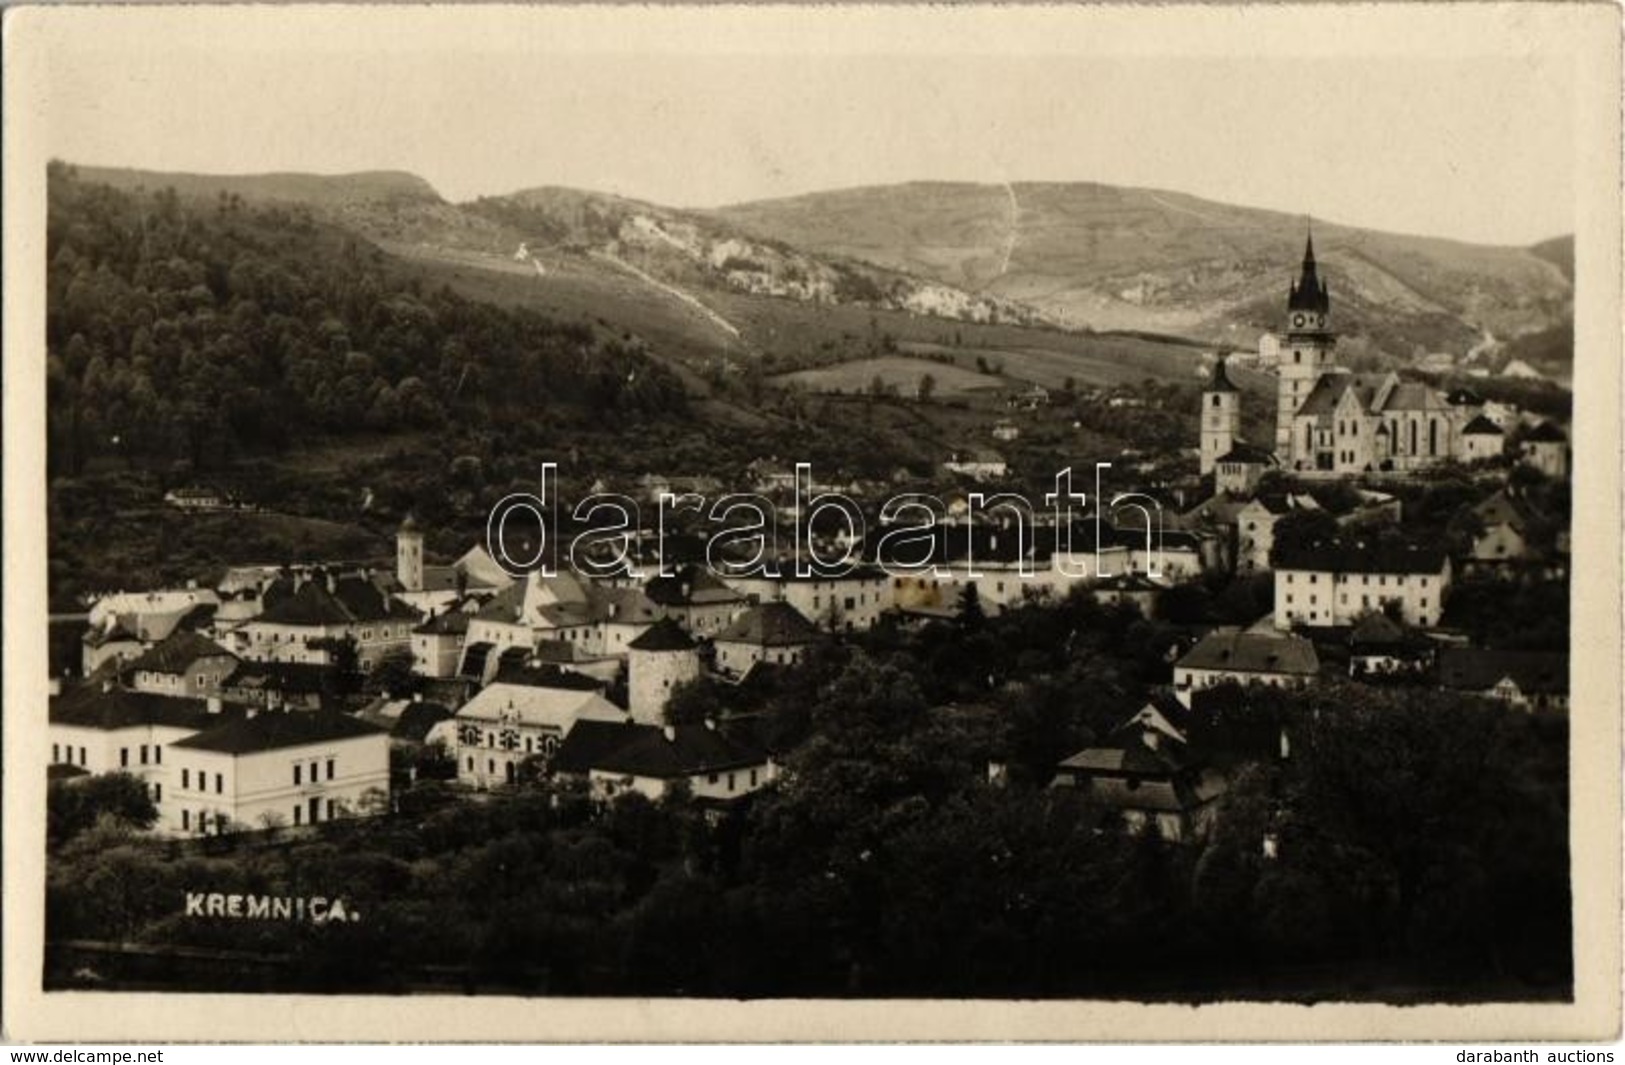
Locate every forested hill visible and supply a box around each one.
[45,163,688,477]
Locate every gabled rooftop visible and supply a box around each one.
[1273,537,1449,576]
[1438,648,1568,696]
[50,684,222,732]
[553,719,767,779]
[1525,421,1568,443]
[172,711,386,755]
[255,575,417,627]
[126,631,235,675]
[645,565,745,607]
[1176,631,1320,676]
[715,602,824,647]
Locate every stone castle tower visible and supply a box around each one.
[397,515,424,593]
[1200,355,1241,475]
[1274,229,1338,459]
[627,618,701,725]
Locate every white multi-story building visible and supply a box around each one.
[227,573,418,671]
[48,684,223,808]
[713,602,825,676]
[726,566,892,632]
[126,631,239,699]
[553,719,776,805]
[168,711,390,834]
[1172,631,1321,708]
[1273,540,1452,630]
[459,570,661,677]
[452,676,626,789]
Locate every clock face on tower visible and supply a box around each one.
[1291,313,1306,329]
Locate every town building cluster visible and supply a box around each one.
[47,234,1572,847]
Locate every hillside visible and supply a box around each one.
[459,185,1047,329]
[44,163,690,481]
[68,165,1052,345]
[712,182,1574,361]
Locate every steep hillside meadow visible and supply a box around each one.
[713,181,1573,359]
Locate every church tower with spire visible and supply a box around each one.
[1200,354,1241,475]
[1274,225,1338,459]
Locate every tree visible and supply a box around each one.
[956,582,986,630]
[366,647,418,699]
[665,674,734,726]
[917,373,937,402]
[47,772,158,849]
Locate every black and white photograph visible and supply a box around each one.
[4,2,1620,1045]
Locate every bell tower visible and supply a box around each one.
[1200,355,1241,476]
[1275,224,1338,460]
[397,515,424,593]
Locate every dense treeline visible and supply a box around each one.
[47,592,1568,998]
[45,163,687,476]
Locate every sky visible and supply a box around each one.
[29,6,1581,246]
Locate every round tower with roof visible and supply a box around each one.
[397,515,424,593]
[1200,354,1242,476]
[1275,226,1338,460]
[627,618,700,725]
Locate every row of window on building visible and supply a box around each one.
[1284,593,1429,611]
[118,744,162,767]
[179,768,224,794]
[293,759,337,785]
[1284,573,1430,588]
[179,798,340,833]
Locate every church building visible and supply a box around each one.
[1204,228,1495,480]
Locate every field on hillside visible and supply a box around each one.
[383,244,745,362]
[383,243,1215,393]
[774,356,1004,396]
[897,339,1209,392]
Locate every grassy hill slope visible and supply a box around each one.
[713,181,1574,359]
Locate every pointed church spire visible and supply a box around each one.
[1207,353,1238,393]
[1288,216,1330,315]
